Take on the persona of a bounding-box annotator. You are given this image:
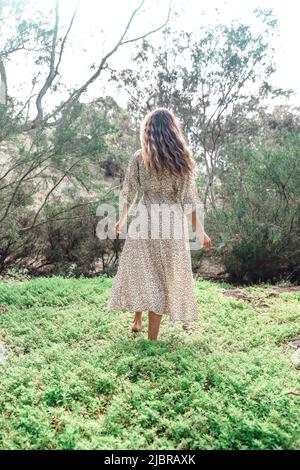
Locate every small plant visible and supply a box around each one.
[104,263,118,277]
[66,263,77,278]
[4,267,30,282]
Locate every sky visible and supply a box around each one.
[4,0,300,112]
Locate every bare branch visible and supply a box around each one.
[53,2,79,77]
[44,0,172,127]
[121,1,172,45]
[0,57,8,105]
[27,154,95,229]
[33,1,60,123]
[32,1,79,125]
[0,149,57,224]
[20,183,121,233]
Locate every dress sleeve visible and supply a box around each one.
[178,170,200,214]
[121,151,140,205]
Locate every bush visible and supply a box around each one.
[208,133,300,283]
[1,198,122,277]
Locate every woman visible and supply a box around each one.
[107,108,212,340]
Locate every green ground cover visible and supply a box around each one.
[0,276,299,449]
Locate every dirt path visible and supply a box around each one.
[221,285,300,308]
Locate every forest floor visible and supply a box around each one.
[0,276,299,450]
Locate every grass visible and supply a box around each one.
[0,275,299,450]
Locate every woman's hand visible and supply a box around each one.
[115,220,123,237]
[115,202,131,238]
[203,232,212,250]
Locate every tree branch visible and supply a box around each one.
[0,57,8,105]
[43,0,172,128]
[32,1,79,125]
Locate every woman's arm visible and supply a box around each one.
[115,152,140,236]
[115,201,133,236]
[179,170,212,250]
[186,208,212,250]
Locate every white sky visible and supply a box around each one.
[6,0,300,111]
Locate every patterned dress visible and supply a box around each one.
[107,149,200,324]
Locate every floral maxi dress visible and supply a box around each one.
[107,149,200,324]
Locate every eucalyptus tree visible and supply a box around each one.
[0,0,172,273]
[112,9,292,210]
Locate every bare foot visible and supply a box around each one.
[131,321,142,333]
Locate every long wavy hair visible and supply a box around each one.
[140,108,195,177]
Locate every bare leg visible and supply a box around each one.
[148,311,162,340]
[132,311,142,333]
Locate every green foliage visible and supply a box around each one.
[0,4,299,283]
[208,133,300,283]
[0,277,299,449]
[0,97,130,275]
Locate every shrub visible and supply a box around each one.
[208,133,300,283]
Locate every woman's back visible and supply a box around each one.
[136,149,178,196]
[122,149,199,210]
[108,107,211,336]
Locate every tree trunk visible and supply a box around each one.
[0,58,7,106]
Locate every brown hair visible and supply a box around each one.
[140,107,195,177]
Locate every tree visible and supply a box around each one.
[111,9,292,210]
[0,0,172,273]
